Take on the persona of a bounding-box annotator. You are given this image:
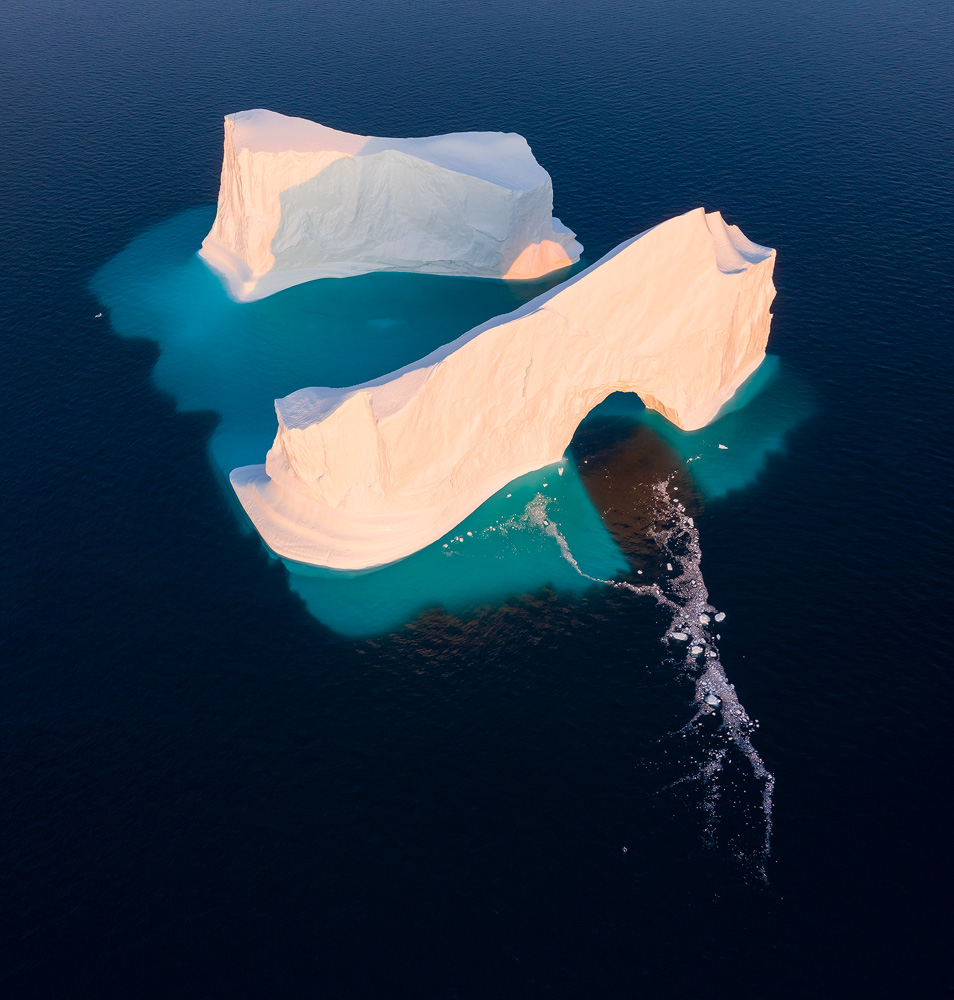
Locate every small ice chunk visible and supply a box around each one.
[671,632,688,641]
[466,531,473,536]
[558,467,564,476]
[698,614,710,625]
[94,312,103,318]
[718,443,728,450]
[542,483,548,487]
[705,694,721,707]
[666,562,673,572]
[637,570,643,574]
[690,645,704,656]
[442,543,448,548]
[506,494,511,498]
[714,611,726,622]
[706,649,717,658]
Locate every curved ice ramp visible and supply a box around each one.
[199,109,582,301]
[231,208,776,570]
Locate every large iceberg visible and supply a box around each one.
[199,109,582,301]
[231,208,776,570]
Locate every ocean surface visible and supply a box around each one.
[2,0,952,996]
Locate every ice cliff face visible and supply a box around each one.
[198,109,582,301]
[231,209,776,570]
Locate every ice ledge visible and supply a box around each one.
[199,109,582,301]
[231,208,776,571]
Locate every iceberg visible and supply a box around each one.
[199,109,582,301]
[231,208,776,571]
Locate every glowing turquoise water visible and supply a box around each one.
[93,206,810,635]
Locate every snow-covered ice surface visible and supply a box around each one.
[232,208,776,570]
[199,109,582,300]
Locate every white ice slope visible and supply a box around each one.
[199,109,582,301]
[231,208,776,570]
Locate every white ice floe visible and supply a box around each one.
[232,208,775,570]
[199,109,582,301]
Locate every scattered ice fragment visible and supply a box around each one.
[718,443,728,450]
[542,483,548,487]
[671,632,688,641]
[442,544,448,548]
[699,614,710,624]
[706,649,717,658]
[466,531,473,536]
[94,312,102,318]
[558,467,564,476]
[637,570,643,574]
[691,645,704,656]
[714,611,726,622]
[666,562,673,572]
[705,694,721,707]
[622,846,628,853]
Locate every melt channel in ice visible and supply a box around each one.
[199,109,582,301]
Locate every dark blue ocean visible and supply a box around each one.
[2,1,952,996]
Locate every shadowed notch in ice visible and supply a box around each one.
[199,109,582,301]
[584,354,814,501]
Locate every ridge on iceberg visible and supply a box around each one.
[231,208,776,571]
[199,109,583,301]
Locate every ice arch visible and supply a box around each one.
[231,208,775,570]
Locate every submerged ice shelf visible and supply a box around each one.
[232,208,776,571]
[199,109,582,301]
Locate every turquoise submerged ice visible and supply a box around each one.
[93,207,809,636]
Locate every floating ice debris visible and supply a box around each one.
[622,846,628,853]
[558,467,564,476]
[94,312,102,318]
[666,562,673,572]
[671,632,689,641]
[714,611,726,622]
[526,479,774,876]
[718,443,728,450]
[637,570,643,574]
[506,493,511,498]
[442,543,448,548]
[542,482,548,487]
[466,531,473,536]
[699,613,711,624]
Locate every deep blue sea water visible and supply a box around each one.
[2,1,952,996]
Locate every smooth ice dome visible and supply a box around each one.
[231,208,776,570]
[199,109,582,301]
